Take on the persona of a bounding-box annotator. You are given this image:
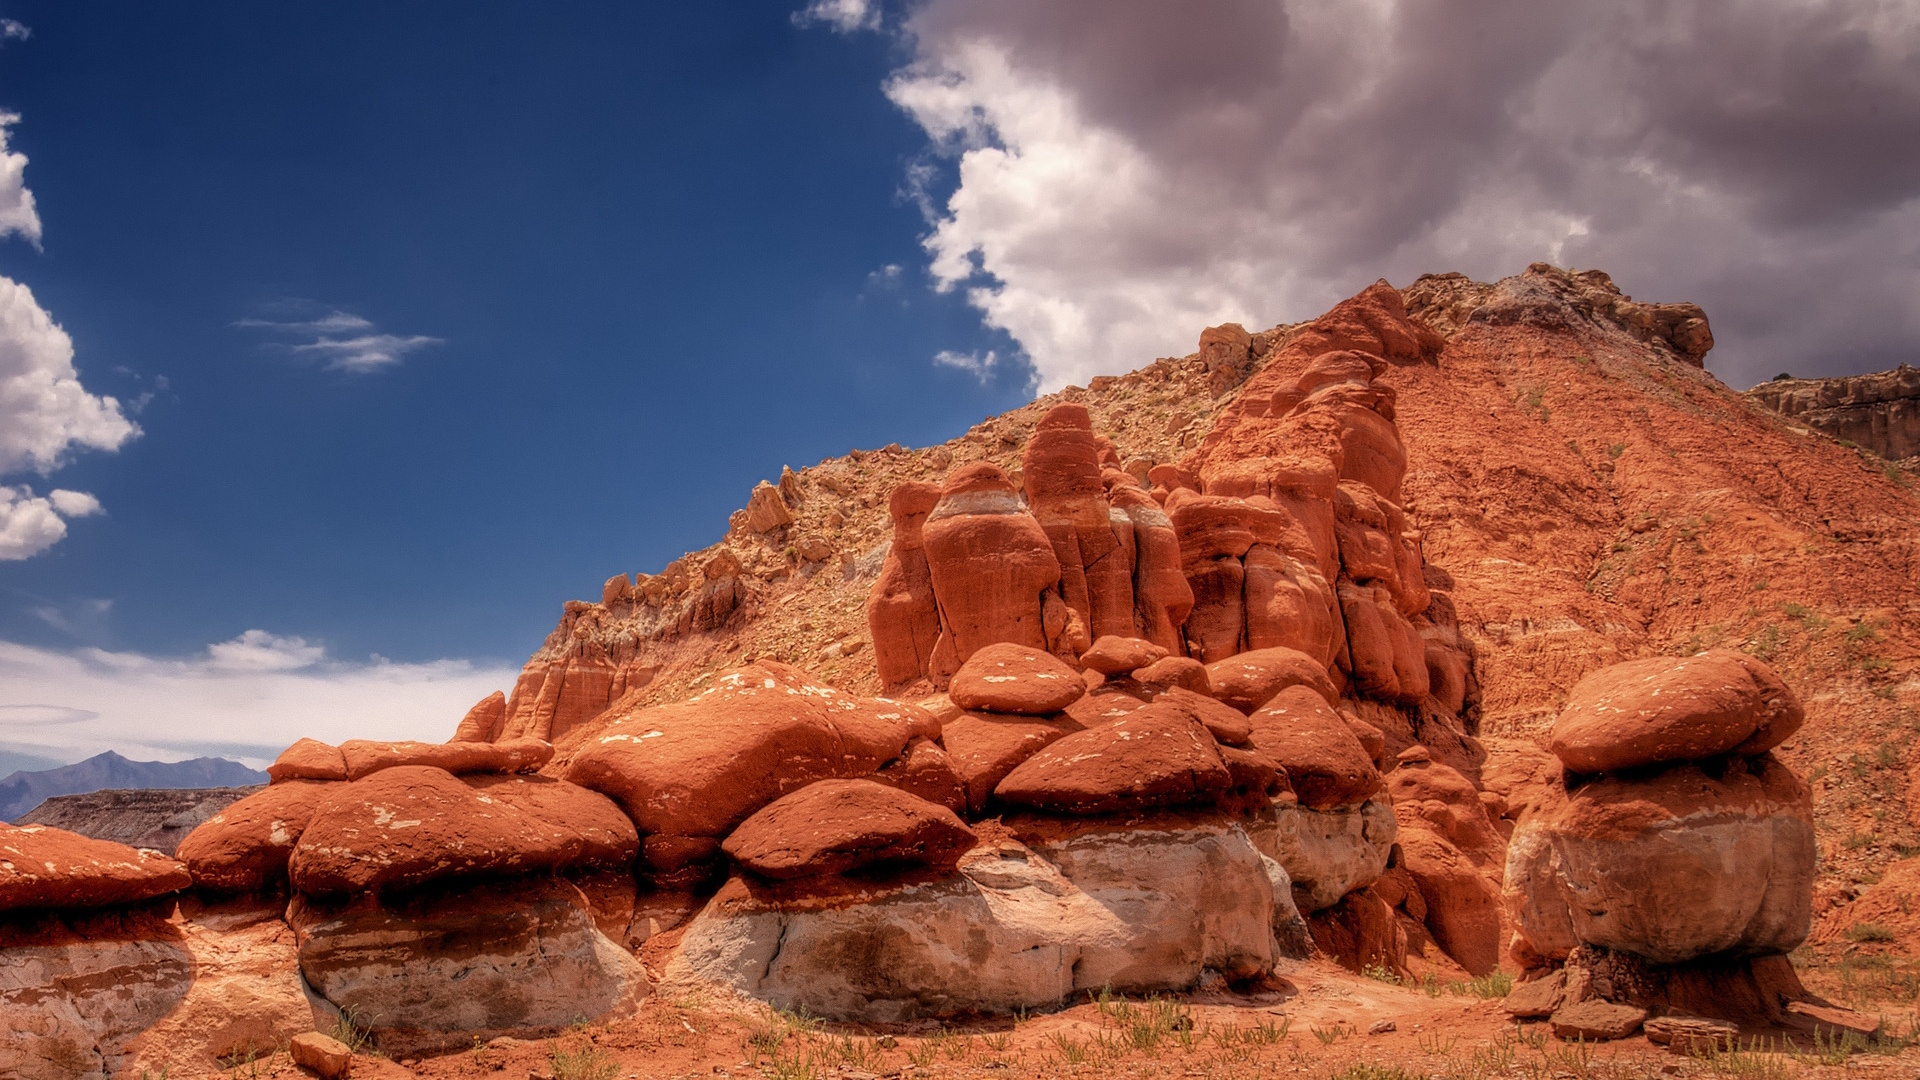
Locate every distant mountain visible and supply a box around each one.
[0,751,267,823]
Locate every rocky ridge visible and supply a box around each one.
[1747,363,1920,466]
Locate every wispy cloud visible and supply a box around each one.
[0,632,518,767]
[793,0,881,33]
[0,20,29,44]
[236,305,442,373]
[932,348,1000,383]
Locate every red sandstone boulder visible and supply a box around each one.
[1024,405,1135,643]
[722,779,976,880]
[1155,685,1253,746]
[940,711,1084,814]
[868,481,944,686]
[872,735,969,814]
[288,766,637,896]
[339,737,552,781]
[1339,580,1430,703]
[1081,635,1168,676]
[1133,656,1211,696]
[0,822,192,911]
[268,737,348,783]
[995,703,1233,814]
[1549,651,1805,774]
[1206,647,1339,714]
[1248,686,1382,810]
[1062,686,1151,727]
[564,663,934,853]
[176,779,336,893]
[450,690,508,743]
[948,642,1086,715]
[1242,543,1342,666]
[921,463,1064,667]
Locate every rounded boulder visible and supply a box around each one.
[948,643,1087,715]
[1549,651,1804,774]
[722,779,977,880]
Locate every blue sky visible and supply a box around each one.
[3,0,1916,769]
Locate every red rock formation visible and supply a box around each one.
[921,463,1064,672]
[176,780,335,893]
[947,642,1086,715]
[994,704,1233,814]
[0,823,192,911]
[721,779,975,880]
[1549,650,1804,774]
[450,690,507,743]
[868,481,943,685]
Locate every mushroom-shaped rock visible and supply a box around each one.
[1505,753,1814,964]
[563,662,934,854]
[995,704,1234,815]
[1549,651,1804,774]
[948,642,1086,715]
[940,711,1084,815]
[176,779,336,893]
[722,780,976,880]
[1080,635,1169,677]
[338,737,552,781]
[288,766,638,896]
[1248,686,1382,810]
[1206,647,1339,714]
[0,822,192,911]
[268,737,348,783]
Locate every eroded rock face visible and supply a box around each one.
[1746,363,1920,463]
[995,705,1233,815]
[721,780,975,880]
[0,912,194,1080]
[1506,753,1814,965]
[947,642,1086,715]
[664,819,1277,1022]
[290,877,650,1057]
[1251,798,1397,913]
[176,780,334,894]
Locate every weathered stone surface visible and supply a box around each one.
[290,877,650,1057]
[1503,969,1566,1019]
[922,464,1063,664]
[948,642,1086,715]
[288,767,637,897]
[1550,999,1647,1041]
[564,663,930,854]
[1206,647,1339,713]
[0,912,194,1080]
[868,482,943,686]
[721,780,975,880]
[338,737,552,781]
[663,820,1278,1021]
[449,690,508,743]
[120,905,324,1080]
[1155,685,1252,746]
[745,480,794,532]
[1250,798,1397,912]
[1746,363,1920,463]
[0,823,191,912]
[1644,1014,1738,1052]
[1080,635,1168,676]
[268,737,348,783]
[176,780,334,894]
[940,711,1083,815]
[995,704,1233,815]
[870,736,968,814]
[1247,686,1381,810]
[1506,753,1814,964]
[1550,651,1804,774]
[289,1032,353,1078]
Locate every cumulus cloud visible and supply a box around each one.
[0,634,519,767]
[237,307,443,373]
[0,276,136,477]
[859,0,1920,391]
[0,113,40,248]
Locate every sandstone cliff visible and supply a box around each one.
[1746,364,1920,465]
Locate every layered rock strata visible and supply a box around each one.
[1747,363,1920,464]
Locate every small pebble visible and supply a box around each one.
[1368,1019,1397,1035]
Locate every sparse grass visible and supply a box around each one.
[328,1006,373,1054]
[550,1040,620,1080]
[1835,951,1920,1004]
[1878,741,1901,768]
[1312,1024,1346,1046]
[1049,1032,1088,1065]
[1608,441,1626,458]
[1690,1036,1797,1078]
[1848,922,1898,943]
[1750,623,1781,660]
[1328,1066,1417,1080]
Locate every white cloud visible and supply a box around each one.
[46,489,100,518]
[204,629,325,672]
[238,307,442,373]
[0,635,519,767]
[869,0,1920,391]
[0,276,136,476]
[794,0,880,33]
[932,347,1000,383]
[0,20,29,43]
[0,113,40,248]
[0,485,68,560]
